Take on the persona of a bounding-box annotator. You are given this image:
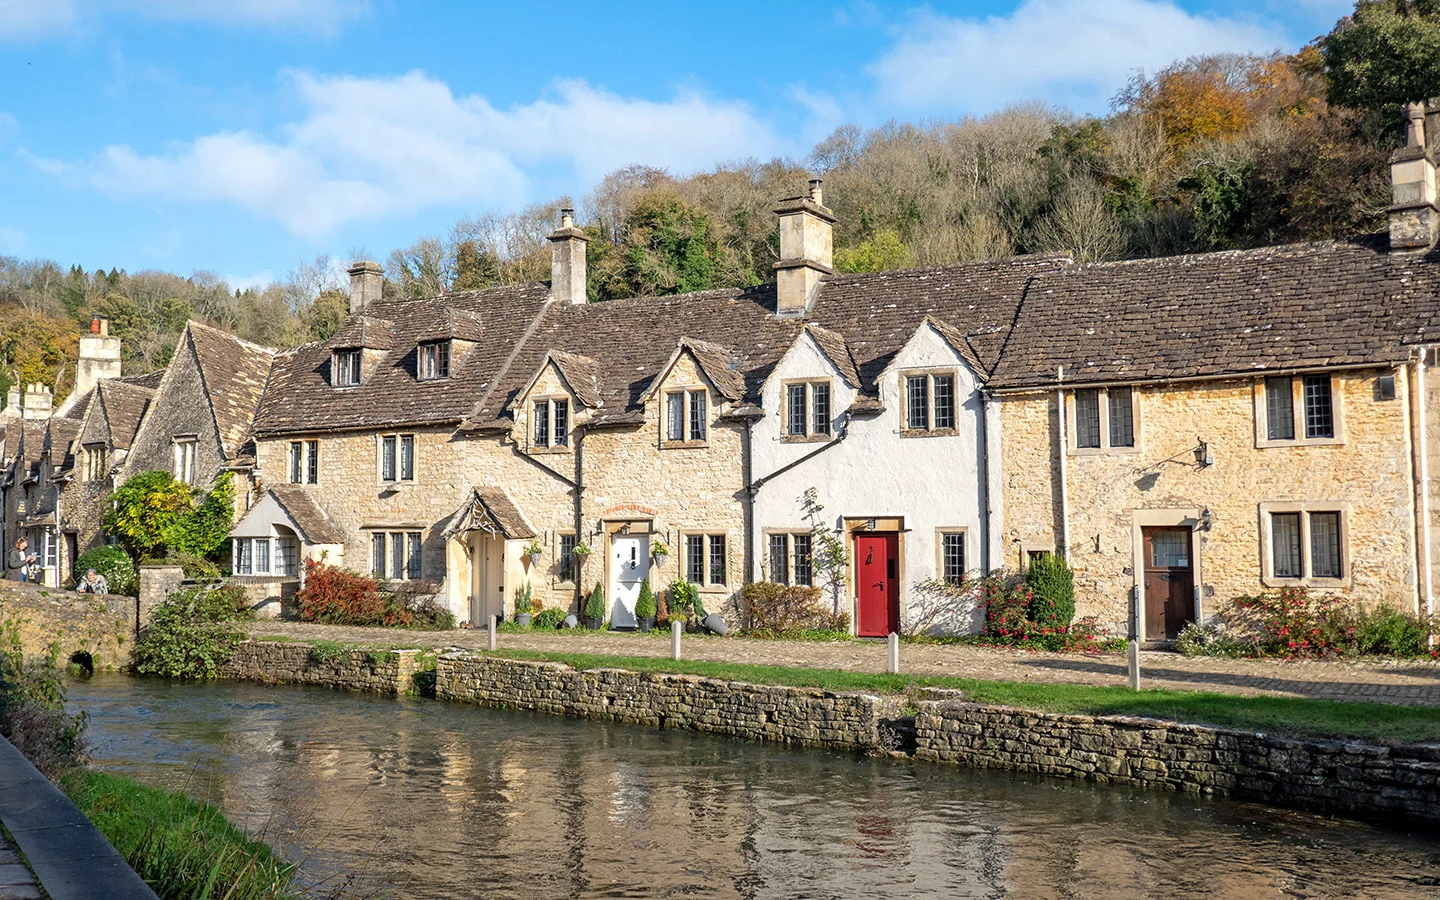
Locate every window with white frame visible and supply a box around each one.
[82,444,106,482]
[379,434,416,482]
[419,341,451,380]
[172,438,197,483]
[232,535,300,576]
[289,440,318,484]
[903,371,957,434]
[939,531,966,586]
[1070,387,1137,452]
[766,532,814,586]
[532,398,570,448]
[685,533,727,587]
[664,389,708,444]
[41,531,57,570]
[370,530,423,580]
[1263,504,1346,583]
[1260,374,1338,445]
[333,349,362,387]
[784,381,832,439]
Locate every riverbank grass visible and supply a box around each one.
[61,769,301,900]
[483,648,1440,744]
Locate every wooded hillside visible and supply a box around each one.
[3,1,1435,402]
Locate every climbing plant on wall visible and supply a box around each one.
[802,487,849,616]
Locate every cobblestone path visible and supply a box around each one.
[248,620,1440,707]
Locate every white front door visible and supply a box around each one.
[470,533,504,625]
[608,534,650,628]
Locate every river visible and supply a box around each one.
[66,675,1440,899]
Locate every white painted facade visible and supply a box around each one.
[750,323,1003,633]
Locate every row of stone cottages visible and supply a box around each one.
[8,107,1440,640]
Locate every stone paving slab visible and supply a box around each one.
[248,621,1440,707]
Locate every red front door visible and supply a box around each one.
[855,533,899,637]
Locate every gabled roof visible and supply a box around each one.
[95,380,154,451]
[43,417,80,462]
[416,307,486,343]
[184,321,277,457]
[118,370,166,390]
[803,324,863,389]
[922,317,989,378]
[987,239,1440,390]
[441,486,537,540]
[329,316,396,351]
[641,338,746,403]
[519,350,603,409]
[265,485,346,544]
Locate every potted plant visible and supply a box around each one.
[515,580,533,627]
[695,594,730,636]
[650,538,669,565]
[523,538,544,567]
[635,580,657,632]
[573,541,592,566]
[584,581,605,630]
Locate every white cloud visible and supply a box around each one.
[0,0,366,39]
[871,0,1287,113]
[0,226,28,255]
[221,269,275,291]
[56,70,788,241]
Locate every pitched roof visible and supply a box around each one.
[95,380,154,450]
[185,321,277,456]
[416,307,486,343]
[253,284,552,435]
[544,351,603,408]
[118,370,166,390]
[804,325,863,389]
[988,239,1440,390]
[922,316,989,377]
[329,316,396,351]
[43,417,80,461]
[265,485,347,544]
[441,486,537,540]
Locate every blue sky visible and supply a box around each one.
[0,0,1354,288]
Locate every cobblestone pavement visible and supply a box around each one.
[248,621,1440,707]
[0,833,41,900]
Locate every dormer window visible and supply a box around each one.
[419,341,451,380]
[532,398,569,449]
[664,389,707,445]
[784,380,832,440]
[334,349,362,387]
[902,371,957,435]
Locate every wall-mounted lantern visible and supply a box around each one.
[1194,438,1214,468]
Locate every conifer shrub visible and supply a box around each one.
[635,581,657,620]
[1025,552,1076,627]
[584,582,605,624]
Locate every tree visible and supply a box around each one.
[1323,0,1440,125]
[834,230,912,273]
[103,471,234,561]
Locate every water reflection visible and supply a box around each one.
[68,676,1440,900]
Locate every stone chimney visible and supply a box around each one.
[74,316,122,401]
[347,261,385,313]
[774,179,835,316]
[547,208,588,305]
[4,385,19,418]
[21,384,51,420]
[1390,100,1440,252]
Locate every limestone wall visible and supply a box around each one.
[218,640,425,694]
[915,698,1440,825]
[0,580,132,670]
[1000,369,1419,628]
[436,653,900,751]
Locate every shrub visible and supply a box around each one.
[1025,552,1075,627]
[1353,605,1429,657]
[295,560,405,626]
[133,584,250,679]
[738,583,848,635]
[667,579,696,622]
[1233,586,1349,658]
[389,579,455,629]
[104,470,234,562]
[0,646,88,778]
[584,582,605,623]
[635,581,657,620]
[1176,621,1252,658]
[976,570,1118,652]
[74,545,138,596]
[515,581,533,616]
[532,607,566,629]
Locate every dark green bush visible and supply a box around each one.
[635,581,657,619]
[584,583,605,623]
[74,545,138,596]
[1353,605,1429,657]
[532,607,567,629]
[1025,553,1076,627]
[134,584,250,679]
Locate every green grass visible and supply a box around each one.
[61,770,302,900]
[483,648,1440,744]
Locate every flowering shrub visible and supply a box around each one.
[975,572,1118,652]
[1226,586,1434,659]
[297,560,410,627]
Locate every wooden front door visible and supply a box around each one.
[1141,527,1194,640]
[855,533,899,637]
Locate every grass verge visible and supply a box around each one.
[483,648,1440,744]
[61,769,302,900]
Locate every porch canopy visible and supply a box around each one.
[441,486,537,541]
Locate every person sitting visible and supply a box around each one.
[75,568,108,595]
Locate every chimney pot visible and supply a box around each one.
[89,317,101,335]
[809,179,824,206]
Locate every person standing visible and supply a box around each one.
[6,538,36,582]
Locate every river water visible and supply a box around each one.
[66,675,1440,899]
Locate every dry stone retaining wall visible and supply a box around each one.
[436,652,901,751]
[915,697,1440,824]
[218,640,426,694]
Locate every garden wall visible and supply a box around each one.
[0,580,132,670]
[915,696,1440,824]
[436,652,902,751]
[218,641,426,694]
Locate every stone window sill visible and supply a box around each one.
[899,428,958,439]
[780,433,832,444]
[1256,437,1345,450]
[660,440,710,450]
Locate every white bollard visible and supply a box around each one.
[671,620,683,660]
[887,632,900,674]
[1128,640,1141,691]
[488,615,498,652]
